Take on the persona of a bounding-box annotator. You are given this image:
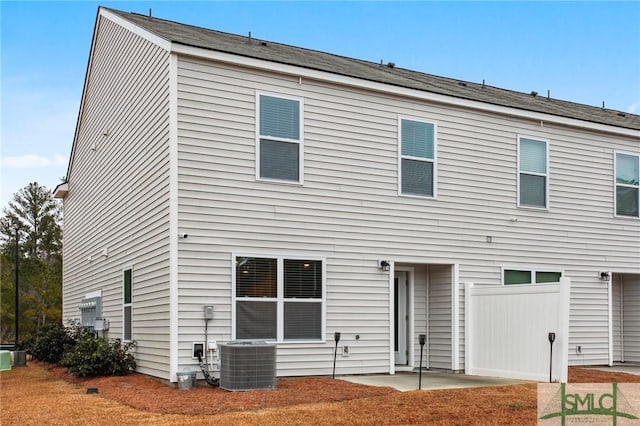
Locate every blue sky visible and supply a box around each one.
[1,1,639,208]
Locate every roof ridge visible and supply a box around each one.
[103,7,640,131]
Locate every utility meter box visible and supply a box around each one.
[204,306,214,319]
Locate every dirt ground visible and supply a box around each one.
[2,362,640,425]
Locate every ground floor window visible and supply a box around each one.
[123,268,132,340]
[233,255,324,342]
[503,268,562,285]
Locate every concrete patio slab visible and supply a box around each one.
[340,371,530,392]
[586,363,640,376]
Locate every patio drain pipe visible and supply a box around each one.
[332,332,341,379]
[548,332,556,383]
[418,334,426,390]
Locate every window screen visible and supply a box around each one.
[284,302,321,340]
[236,301,277,339]
[259,140,300,181]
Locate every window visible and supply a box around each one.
[518,137,548,208]
[503,268,562,285]
[615,152,640,217]
[399,117,436,197]
[123,269,132,340]
[234,256,324,341]
[257,93,303,183]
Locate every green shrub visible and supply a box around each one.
[61,328,136,377]
[26,322,75,364]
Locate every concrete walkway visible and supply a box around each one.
[586,363,640,376]
[340,370,529,392]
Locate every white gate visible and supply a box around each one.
[465,278,570,382]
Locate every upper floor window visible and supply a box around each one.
[518,136,548,208]
[234,256,324,342]
[399,117,437,197]
[615,152,639,218]
[257,93,303,183]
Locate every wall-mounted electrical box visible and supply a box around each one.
[94,318,109,331]
[192,342,205,359]
[204,306,214,320]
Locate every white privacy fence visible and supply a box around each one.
[464,278,570,382]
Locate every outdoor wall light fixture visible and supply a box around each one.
[600,272,610,281]
[378,260,390,271]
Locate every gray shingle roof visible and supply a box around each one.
[106,7,640,132]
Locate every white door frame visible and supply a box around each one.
[394,267,414,371]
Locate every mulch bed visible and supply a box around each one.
[44,362,640,416]
[3,362,638,425]
[44,363,397,415]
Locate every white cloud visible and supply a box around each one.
[1,154,68,168]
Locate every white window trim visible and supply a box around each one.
[614,150,640,219]
[501,266,563,286]
[231,253,326,343]
[398,115,438,199]
[517,135,550,210]
[255,91,304,184]
[122,266,133,341]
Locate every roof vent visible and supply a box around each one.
[618,112,627,117]
[261,41,268,47]
[386,62,395,68]
[458,81,467,87]
[530,91,538,97]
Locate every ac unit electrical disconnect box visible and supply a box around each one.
[204,306,214,319]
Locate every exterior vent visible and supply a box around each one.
[219,341,276,391]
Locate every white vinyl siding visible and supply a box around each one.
[612,274,622,361]
[428,264,452,369]
[174,54,639,375]
[613,274,640,363]
[257,93,304,183]
[518,136,549,208]
[615,152,640,218]
[61,15,171,380]
[399,117,437,197]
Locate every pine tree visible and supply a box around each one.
[1,182,63,343]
